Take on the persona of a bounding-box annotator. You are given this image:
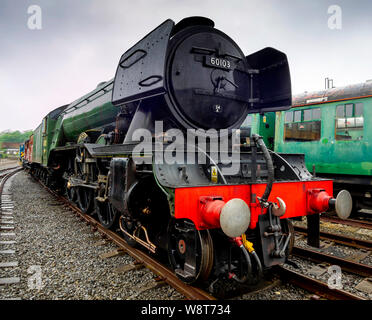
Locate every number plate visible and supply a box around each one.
[204,56,232,70]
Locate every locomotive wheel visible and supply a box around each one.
[119,216,138,247]
[41,171,46,183]
[66,185,77,203]
[95,200,118,229]
[45,175,52,188]
[76,187,94,215]
[167,219,214,284]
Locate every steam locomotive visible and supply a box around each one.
[22,17,352,285]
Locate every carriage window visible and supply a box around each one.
[303,109,312,121]
[335,103,364,141]
[355,103,363,116]
[284,108,321,142]
[294,110,301,122]
[285,111,293,123]
[336,105,344,118]
[345,104,353,117]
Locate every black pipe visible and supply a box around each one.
[252,134,274,202]
[251,251,263,279]
[231,245,253,284]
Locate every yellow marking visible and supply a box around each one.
[242,233,255,253]
[211,166,218,183]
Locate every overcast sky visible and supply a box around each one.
[0,0,371,131]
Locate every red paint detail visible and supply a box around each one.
[307,188,332,214]
[175,185,251,230]
[25,135,34,162]
[199,196,225,229]
[233,237,243,247]
[174,180,333,231]
[249,180,333,228]
[178,239,186,254]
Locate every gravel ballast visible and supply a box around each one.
[0,171,184,300]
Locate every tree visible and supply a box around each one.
[0,130,33,146]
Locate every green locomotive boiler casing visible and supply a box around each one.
[59,80,117,143]
[32,80,118,166]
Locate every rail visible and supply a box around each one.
[294,225,372,250]
[36,177,216,300]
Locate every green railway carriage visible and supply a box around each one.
[32,104,68,166]
[32,122,43,164]
[241,112,276,150]
[275,97,371,177]
[251,81,372,212]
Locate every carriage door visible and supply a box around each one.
[259,112,276,150]
[42,118,47,164]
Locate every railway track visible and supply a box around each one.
[321,215,372,230]
[276,266,365,300]
[292,225,371,296]
[0,166,22,292]
[294,225,372,250]
[292,246,372,278]
[24,171,368,301]
[0,166,20,174]
[0,167,22,197]
[34,175,215,301]
[290,224,371,300]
